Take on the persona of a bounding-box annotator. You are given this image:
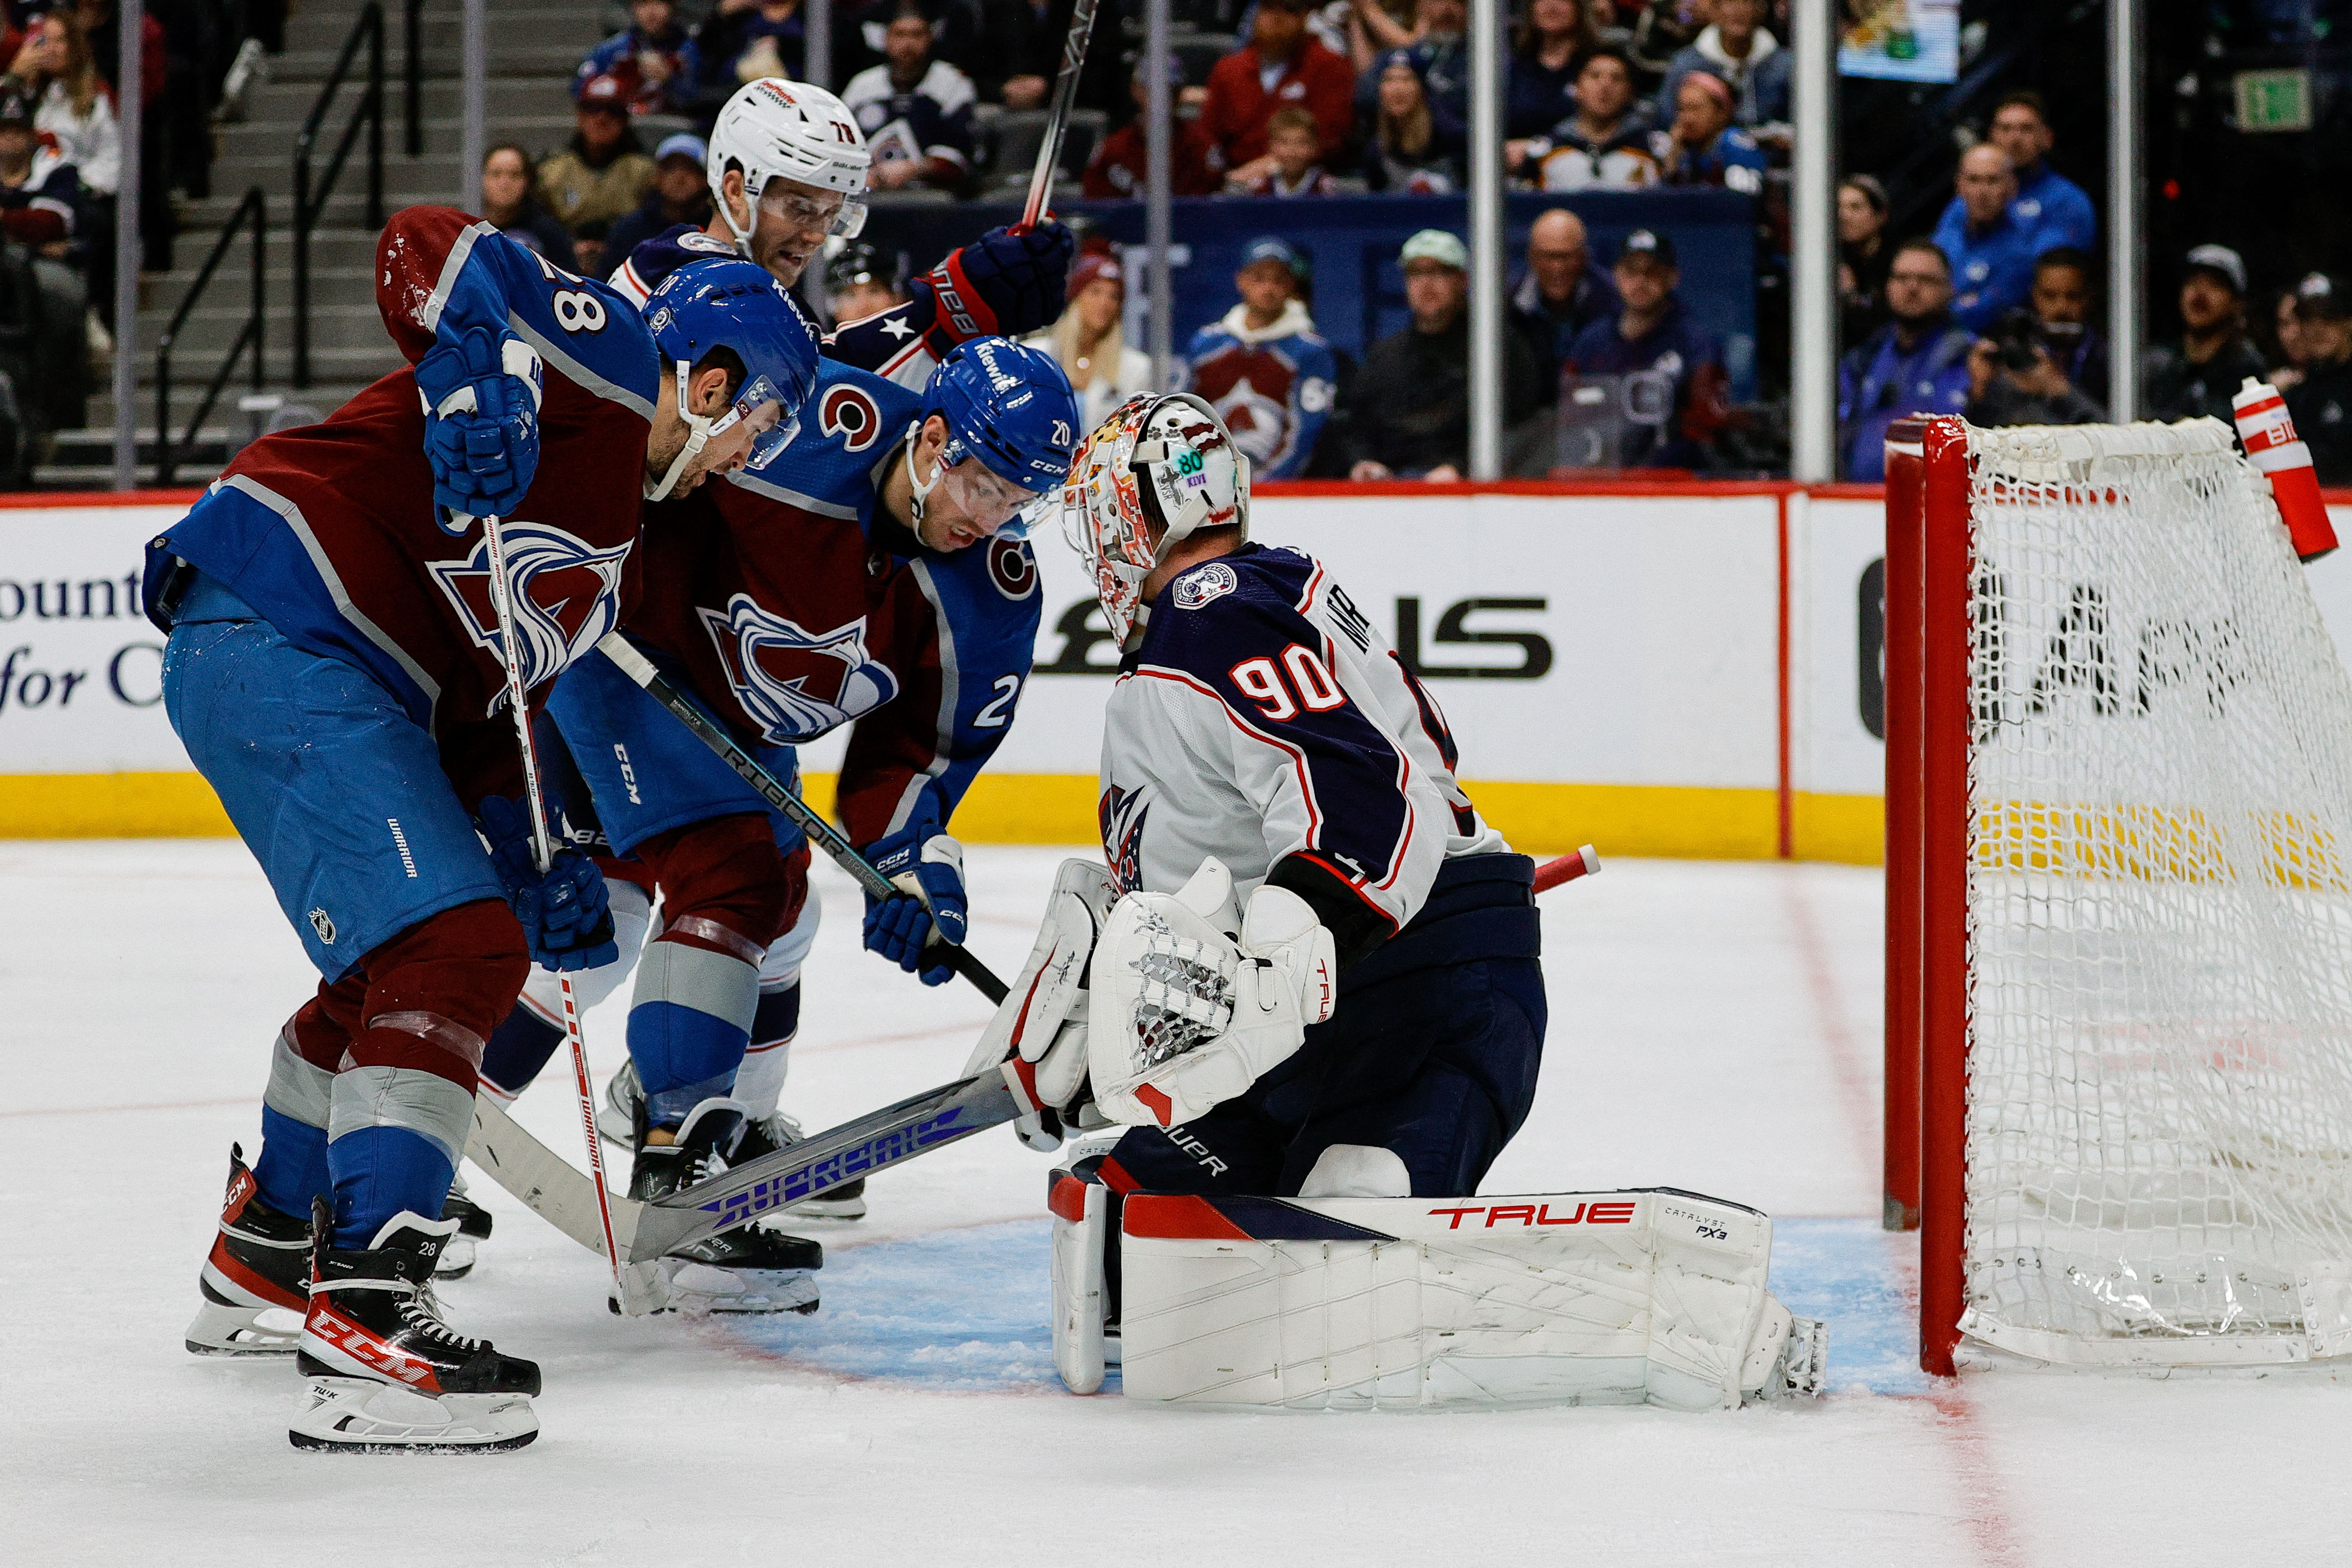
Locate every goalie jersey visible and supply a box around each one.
[1101,543,1508,933]
[624,359,1043,844]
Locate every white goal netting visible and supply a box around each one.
[1961,420,2352,1367]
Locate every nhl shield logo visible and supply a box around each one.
[308,907,336,944]
[699,593,900,744]
[428,521,632,713]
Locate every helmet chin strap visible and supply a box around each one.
[902,419,946,533]
[719,174,758,257]
[646,361,722,501]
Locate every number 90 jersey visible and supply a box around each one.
[1100,542,1508,931]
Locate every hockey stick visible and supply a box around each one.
[592,630,1011,1005]
[1533,845,1601,893]
[1020,0,1103,225]
[475,514,651,1310]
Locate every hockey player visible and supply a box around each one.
[988,395,1823,1410]
[162,205,821,1450]
[471,337,1080,1289]
[607,78,1074,392]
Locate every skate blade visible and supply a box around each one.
[186,1299,305,1356]
[789,1192,869,1220]
[289,1378,538,1453]
[594,1103,633,1149]
[660,1260,821,1315]
[433,1235,478,1280]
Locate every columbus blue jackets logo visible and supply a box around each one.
[428,521,631,711]
[699,593,900,744]
[1170,561,1237,611]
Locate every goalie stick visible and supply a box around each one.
[1533,845,1600,893]
[592,631,1009,1005]
[1021,0,1103,225]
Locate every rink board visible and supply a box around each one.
[7,486,2351,861]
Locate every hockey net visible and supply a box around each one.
[1888,417,2352,1373]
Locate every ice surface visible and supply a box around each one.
[5,843,2347,1563]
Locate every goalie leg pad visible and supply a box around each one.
[1048,1159,1116,1394]
[1115,1188,1826,1412]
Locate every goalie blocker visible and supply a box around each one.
[1048,1160,1826,1410]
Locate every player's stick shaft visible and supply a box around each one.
[1020,0,1102,226]
[478,512,626,1293]
[593,630,1011,1005]
[1532,845,1601,893]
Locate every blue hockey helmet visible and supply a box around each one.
[909,337,1081,540]
[642,256,822,496]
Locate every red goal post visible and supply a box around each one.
[1885,415,2352,1378]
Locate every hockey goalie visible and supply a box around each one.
[976,393,1825,1411]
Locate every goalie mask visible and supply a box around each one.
[1061,393,1250,647]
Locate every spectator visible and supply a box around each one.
[2271,282,2316,391]
[2285,273,2352,485]
[1508,0,1605,139]
[1932,90,2095,258]
[1083,58,1216,198]
[1028,251,1152,432]
[1509,206,1621,393]
[1186,236,1338,480]
[1564,228,1726,469]
[1838,173,1892,348]
[1625,0,1703,90]
[975,0,1063,108]
[9,9,117,194]
[77,0,160,271]
[1966,315,2105,428]
[1513,45,1658,191]
[539,74,654,275]
[2014,246,2108,407]
[844,2,978,195]
[1654,0,1788,129]
[605,133,712,265]
[1361,49,1464,194]
[1835,238,1972,482]
[1229,103,1345,195]
[2138,247,2266,424]
[0,81,81,256]
[1201,0,1356,183]
[680,0,807,114]
[837,0,984,88]
[1652,70,1764,192]
[479,144,578,270]
[827,241,909,327]
[577,0,691,114]
[1348,229,1541,480]
[1340,0,1418,70]
[1932,145,2039,334]
[1398,0,1469,124]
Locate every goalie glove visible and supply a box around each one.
[1086,858,1337,1129]
[966,859,1120,1142]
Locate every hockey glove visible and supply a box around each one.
[416,325,544,526]
[478,794,619,974]
[861,811,969,986]
[965,858,1120,1138]
[921,220,1074,342]
[1086,858,1336,1128]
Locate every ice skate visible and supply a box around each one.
[186,1143,311,1356]
[434,1172,492,1280]
[290,1200,539,1454]
[604,1060,866,1219]
[631,1097,822,1313]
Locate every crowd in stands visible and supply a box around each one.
[0,0,252,480]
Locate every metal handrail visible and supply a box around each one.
[293,1,385,389]
[405,0,424,157]
[156,188,267,487]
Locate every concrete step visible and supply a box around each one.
[159,303,391,357]
[240,77,580,126]
[271,39,596,85]
[90,384,378,426]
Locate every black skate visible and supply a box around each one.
[633,1098,823,1314]
[186,1143,311,1356]
[603,1060,866,1219]
[290,1199,539,1453]
[434,1174,493,1280]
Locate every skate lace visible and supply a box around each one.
[398,1279,482,1355]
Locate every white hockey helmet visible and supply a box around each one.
[706,78,872,250]
[1062,393,1250,646]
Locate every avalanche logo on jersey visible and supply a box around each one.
[699,593,900,744]
[818,383,884,453]
[428,521,631,711]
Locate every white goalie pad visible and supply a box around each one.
[965,859,1120,1114]
[1048,1163,1114,1395]
[1116,1189,1826,1412]
[1087,859,1336,1128]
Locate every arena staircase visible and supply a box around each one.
[44,0,602,487]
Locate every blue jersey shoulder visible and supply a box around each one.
[724,360,919,522]
[1135,543,1323,675]
[452,227,658,409]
